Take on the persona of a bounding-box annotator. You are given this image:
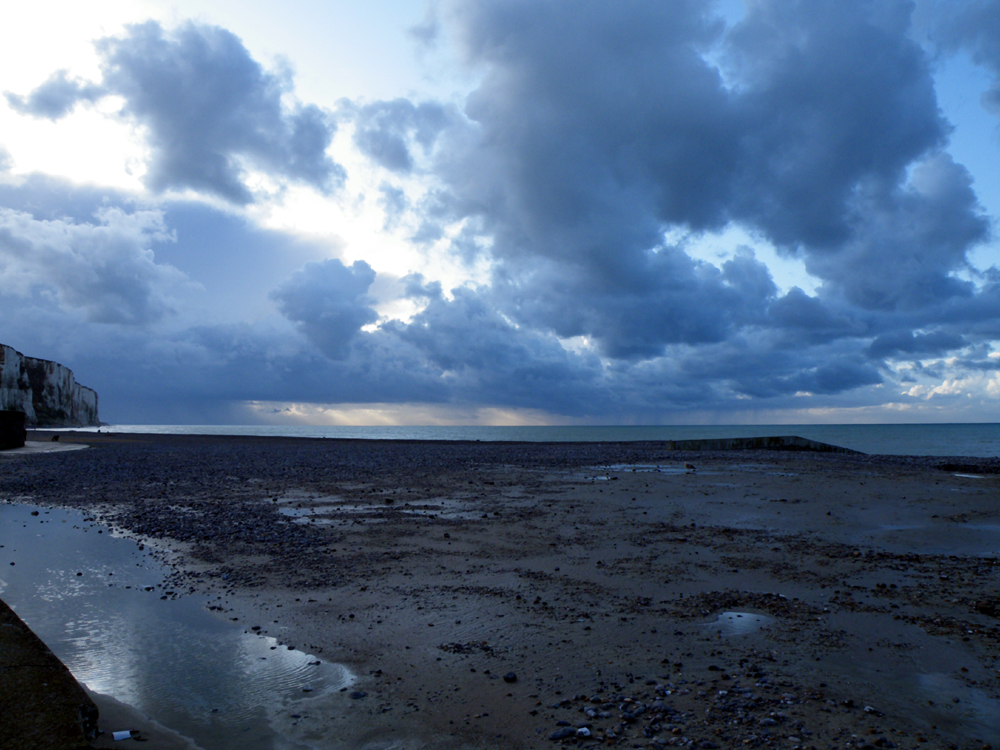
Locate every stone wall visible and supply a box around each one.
[0,597,99,750]
[0,344,99,427]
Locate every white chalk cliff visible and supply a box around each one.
[0,344,99,426]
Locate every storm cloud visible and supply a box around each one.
[4,1,1000,422]
[271,259,379,359]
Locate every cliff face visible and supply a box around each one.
[0,344,99,426]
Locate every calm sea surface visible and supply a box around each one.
[69,423,1000,458]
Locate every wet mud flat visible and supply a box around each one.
[4,431,1000,750]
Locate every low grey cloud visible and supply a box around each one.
[5,70,104,119]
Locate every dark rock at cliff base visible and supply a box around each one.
[0,410,26,449]
[0,597,99,749]
[0,344,98,427]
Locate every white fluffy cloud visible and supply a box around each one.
[0,206,192,324]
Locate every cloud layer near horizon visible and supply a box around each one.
[4,0,1000,424]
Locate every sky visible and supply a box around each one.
[4,0,1000,426]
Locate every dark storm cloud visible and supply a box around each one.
[11,21,342,204]
[727,0,949,248]
[350,99,454,173]
[382,285,614,414]
[270,259,379,359]
[5,70,104,119]
[866,329,968,359]
[490,246,777,359]
[411,0,981,375]
[767,288,871,346]
[803,155,987,310]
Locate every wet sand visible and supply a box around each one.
[4,431,1000,750]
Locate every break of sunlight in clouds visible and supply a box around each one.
[0,99,147,190]
[242,400,571,427]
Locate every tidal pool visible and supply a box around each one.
[0,503,353,750]
[702,611,774,636]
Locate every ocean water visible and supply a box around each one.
[67,423,1000,457]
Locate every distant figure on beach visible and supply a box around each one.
[685,463,696,472]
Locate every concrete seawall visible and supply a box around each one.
[660,435,862,454]
[0,597,98,750]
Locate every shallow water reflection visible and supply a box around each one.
[0,503,352,750]
[702,611,773,636]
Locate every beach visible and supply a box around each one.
[3,431,999,750]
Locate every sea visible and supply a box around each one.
[68,423,1000,458]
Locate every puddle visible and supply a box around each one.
[597,464,689,474]
[817,613,1000,743]
[0,503,353,750]
[276,494,483,522]
[917,673,1000,738]
[583,464,719,480]
[701,611,773,636]
[855,521,1000,557]
[0,440,89,455]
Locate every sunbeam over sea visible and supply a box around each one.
[65,423,1000,458]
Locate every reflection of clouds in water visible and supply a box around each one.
[703,611,773,637]
[62,581,353,722]
[0,503,353,750]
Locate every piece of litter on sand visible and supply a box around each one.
[112,730,135,740]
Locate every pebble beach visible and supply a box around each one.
[3,431,999,750]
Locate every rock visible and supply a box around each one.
[503,671,518,683]
[549,727,577,740]
[349,691,367,699]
